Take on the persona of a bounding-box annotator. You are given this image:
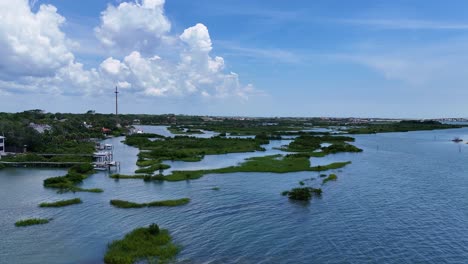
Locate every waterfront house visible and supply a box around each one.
[0,136,5,155]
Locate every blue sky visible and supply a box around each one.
[2,0,468,118]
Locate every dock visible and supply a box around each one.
[0,161,87,168]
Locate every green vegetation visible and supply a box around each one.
[43,164,103,193]
[136,159,164,167]
[282,187,322,201]
[15,218,51,227]
[104,224,179,264]
[110,198,190,208]
[281,134,362,155]
[168,126,204,135]
[110,200,145,208]
[113,155,351,182]
[126,135,267,161]
[310,162,351,171]
[347,120,461,134]
[135,163,170,174]
[322,174,338,184]
[39,198,82,207]
[124,134,268,173]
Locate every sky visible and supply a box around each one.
[2,0,468,118]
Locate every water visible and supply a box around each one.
[2,128,468,263]
[134,125,218,138]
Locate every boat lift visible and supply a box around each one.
[93,144,120,171]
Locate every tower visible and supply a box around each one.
[114,86,119,116]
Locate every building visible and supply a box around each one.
[0,136,5,155]
[29,123,52,134]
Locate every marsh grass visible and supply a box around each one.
[43,163,102,193]
[110,198,190,208]
[112,155,351,182]
[310,162,351,171]
[39,198,82,207]
[104,225,179,264]
[15,218,51,227]
[322,174,338,184]
[282,187,322,201]
[135,163,170,174]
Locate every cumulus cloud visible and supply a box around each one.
[180,23,213,52]
[0,0,74,78]
[94,0,171,52]
[0,0,258,101]
[93,4,257,99]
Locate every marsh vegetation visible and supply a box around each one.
[39,198,82,207]
[43,164,103,193]
[110,198,190,208]
[15,218,51,227]
[104,224,179,264]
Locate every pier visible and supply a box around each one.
[0,161,87,168]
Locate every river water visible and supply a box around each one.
[2,127,468,263]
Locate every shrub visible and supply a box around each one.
[149,223,160,235]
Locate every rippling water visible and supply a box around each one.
[2,128,468,263]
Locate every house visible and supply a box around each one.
[102,127,112,134]
[0,136,5,155]
[29,123,52,134]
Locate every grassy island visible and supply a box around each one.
[104,224,179,264]
[15,218,51,227]
[322,174,338,184]
[39,198,82,207]
[282,187,323,201]
[110,198,190,208]
[281,134,362,155]
[168,125,204,135]
[347,120,461,134]
[124,133,269,174]
[43,163,103,193]
[310,162,351,171]
[112,155,352,182]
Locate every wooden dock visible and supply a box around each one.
[0,161,87,168]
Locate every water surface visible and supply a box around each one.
[2,128,468,263]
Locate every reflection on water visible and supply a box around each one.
[2,127,468,263]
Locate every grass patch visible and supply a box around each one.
[282,135,356,153]
[15,218,51,227]
[104,224,179,264]
[110,198,190,208]
[115,155,352,182]
[135,163,170,174]
[347,120,461,134]
[124,135,268,174]
[322,174,338,184]
[163,156,352,181]
[39,198,82,207]
[282,187,322,201]
[310,161,351,171]
[43,163,102,193]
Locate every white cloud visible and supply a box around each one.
[0,0,74,78]
[94,0,171,52]
[180,23,213,52]
[0,0,258,101]
[100,57,127,75]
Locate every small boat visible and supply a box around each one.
[452,137,463,143]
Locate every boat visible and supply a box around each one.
[92,144,120,171]
[452,137,463,143]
